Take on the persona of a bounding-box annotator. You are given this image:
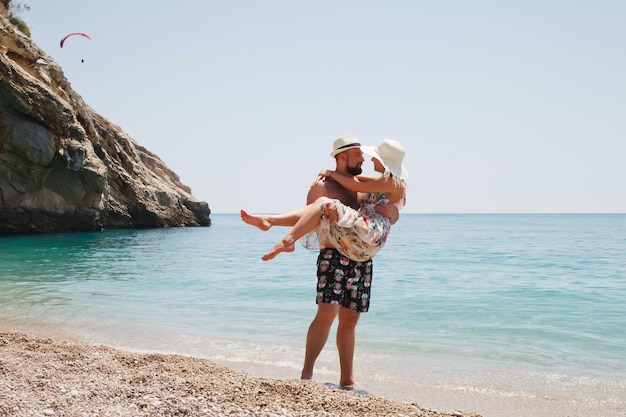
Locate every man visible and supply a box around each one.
[300,134,398,387]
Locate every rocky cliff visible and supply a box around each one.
[0,15,211,234]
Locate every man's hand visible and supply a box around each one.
[375,202,400,225]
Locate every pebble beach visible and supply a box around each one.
[0,332,481,417]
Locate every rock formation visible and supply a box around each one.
[0,15,211,234]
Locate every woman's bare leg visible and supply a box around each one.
[240,210,273,230]
[240,205,314,231]
[262,197,333,261]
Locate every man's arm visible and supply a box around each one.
[375,202,400,225]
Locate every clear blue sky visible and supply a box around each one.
[21,1,625,213]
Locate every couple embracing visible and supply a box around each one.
[241,134,408,387]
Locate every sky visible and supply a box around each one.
[18,1,626,213]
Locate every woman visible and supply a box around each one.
[241,139,408,261]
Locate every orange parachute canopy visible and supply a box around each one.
[60,32,91,48]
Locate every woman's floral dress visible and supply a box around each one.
[300,192,405,261]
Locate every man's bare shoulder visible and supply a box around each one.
[307,177,329,204]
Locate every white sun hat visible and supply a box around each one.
[361,139,408,184]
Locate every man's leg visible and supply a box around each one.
[337,306,360,387]
[301,302,339,380]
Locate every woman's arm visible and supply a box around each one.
[320,170,397,194]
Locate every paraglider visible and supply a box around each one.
[59,32,91,48]
[60,32,91,63]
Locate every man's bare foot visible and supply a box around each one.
[300,371,313,380]
[262,238,295,261]
[240,209,271,231]
[339,377,357,387]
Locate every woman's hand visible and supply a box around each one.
[319,170,334,178]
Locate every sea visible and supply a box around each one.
[1,214,625,417]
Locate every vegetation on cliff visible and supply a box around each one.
[0,0,30,38]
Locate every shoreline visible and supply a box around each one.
[1,331,478,417]
[1,322,624,417]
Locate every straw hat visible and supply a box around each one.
[361,139,408,183]
[329,134,361,158]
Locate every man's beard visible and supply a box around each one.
[346,165,362,176]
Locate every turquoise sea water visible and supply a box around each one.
[1,214,625,415]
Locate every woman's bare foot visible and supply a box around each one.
[240,209,272,231]
[262,238,295,261]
